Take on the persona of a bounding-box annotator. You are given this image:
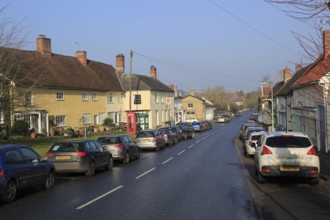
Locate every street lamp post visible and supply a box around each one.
[261,82,274,132]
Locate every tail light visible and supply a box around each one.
[163,134,168,139]
[74,152,87,157]
[45,152,53,157]
[0,168,4,181]
[261,146,272,155]
[310,168,318,174]
[153,137,157,142]
[114,144,124,149]
[307,146,318,156]
[248,141,255,146]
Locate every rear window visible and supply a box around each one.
[50,142,81,152]
[266,136,312,148]
[137,131,154,138]
[97,137,120,144]
[252,135,261,141]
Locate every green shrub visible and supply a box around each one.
[11,120,29,135]
[103,118,113,126]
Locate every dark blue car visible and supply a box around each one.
[0,145,55,203]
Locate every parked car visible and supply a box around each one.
[168,125,184,141]
[239,122,259,140]
[191,122,204,132]
[176,122,192,128]
[217,116,226,123]
[0,145,55,203]
[254,132,320,184]
[243,131,264,157]
[178,124,195,139]
[242,126,266,141]
[97,134,140,164]
[45,139,113,176]
[135,130,165,151]
[159,127,177,146]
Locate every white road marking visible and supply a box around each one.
[177,150,186,155]
[76,185,123,210]
[162,157,174,164]
[195,140,201,144]
[188,144,194,149]
[135,167,156,179]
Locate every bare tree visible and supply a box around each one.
[264,0,330,19]
[0,4,28,132]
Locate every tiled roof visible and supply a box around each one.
[292,56,330,89]
[276,64,312,96]
[1,48,123,92]
[120,73,174,92]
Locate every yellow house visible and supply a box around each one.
[4,35,124,135]
[120,66,175,129]
[182,87,206,122]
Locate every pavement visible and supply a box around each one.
[319,152,330,181]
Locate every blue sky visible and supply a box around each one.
[3,0,316,93]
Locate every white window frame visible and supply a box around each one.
[25,91,33,106]
[55,115,66,127]
[107,92,113,103]
[0,111,4,124]
[56,91,64,101]
[82,113,91,125]
[92,92,97,101]
[82,92,88,101]
[188,103,193,109]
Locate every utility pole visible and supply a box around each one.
[129,50,133,112]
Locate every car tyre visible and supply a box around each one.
[191,133,195,139]
[43,170,55,190]
[184,134,187,140]
[309,177,319,185]
[123,152,130,164]
[85,161,96,177]
[1,180,17,203]
[135,149,141,160]
[106,157,113,170]
[256,171,267,184]
[155,146,160,152]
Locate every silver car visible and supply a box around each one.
[97,134,140,164]
[135,130,165,151]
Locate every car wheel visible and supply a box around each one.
[123,152,130,164]
[169,139,173,147]
[184,134,187,139]
[155,146,160,152]
[85,161,96,177]
[43,170,55,190]
[256,171,267,184]
[309,177,319,185]
[135,149,141,160]
[191,133,195,139]
[1,180,17,203]
[106,157,113,170]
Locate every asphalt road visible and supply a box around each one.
[0,117,257,220]
[3,113,329,220]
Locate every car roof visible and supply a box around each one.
[99,134,126,138]
[263,131,309,138]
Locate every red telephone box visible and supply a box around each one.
[127,112,137,134]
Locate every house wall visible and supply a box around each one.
[105,91,125,124]
[30,88,107,129]
[123,90,175,129]
[182,96,205,122]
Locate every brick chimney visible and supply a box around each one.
[295,64,302,72]
[150,66,157,79]
[37,35,52,56]
[116,54,125,74]
[190,86,195,96]
[76,51,87,66]
[323,30,330,57]
[283,66,292,82]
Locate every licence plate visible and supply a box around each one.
[280,166,300,172]
[55,155,71,160]
[141,138,150,143]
